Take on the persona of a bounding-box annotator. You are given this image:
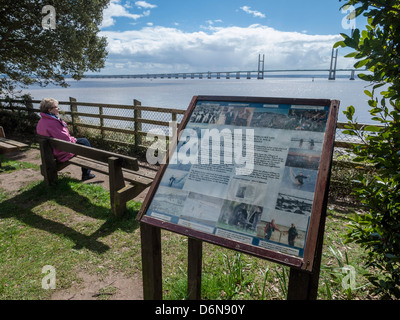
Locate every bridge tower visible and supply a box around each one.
[328,48,338,80]
[258,54,265,80]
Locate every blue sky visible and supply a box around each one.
[97,0,364,75]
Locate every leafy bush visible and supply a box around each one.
[335,0,400,299]
[0,97,40,139]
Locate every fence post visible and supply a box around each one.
[23,95,34,116]
[171,112,178,145]
[8,98,14,112]
[99,105,105,139]
[69,97,78,135]
[171,111,177,124]
[134,99,142,150]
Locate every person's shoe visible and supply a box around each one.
[82,173,95,181]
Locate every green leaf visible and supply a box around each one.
[340,32,350,39]
[354,59,369,69]
[334,41,346,48]
[372,83,386,90]
[364,90,373,98]
[364,126,383,132]
[347,105,355,116]
[342,130,357,136]
[358,73,374,81]
[344,52,358,58]
[352,28,360,43]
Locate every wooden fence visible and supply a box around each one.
[0,97,186,150]
[0,97,377,150]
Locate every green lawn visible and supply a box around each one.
[0,154,376,300]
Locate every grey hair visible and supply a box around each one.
[40,98,59,113]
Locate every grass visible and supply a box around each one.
[160,207,375,300]
[161,206,376,300]
[0,153,378,300]
[0,154,39,173]
[0,173,142,300]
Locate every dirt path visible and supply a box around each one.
[1,147,153,300]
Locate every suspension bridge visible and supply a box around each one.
[87,50,359,81]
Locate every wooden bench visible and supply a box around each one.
[37,135,156,217]
[0,126,29,168]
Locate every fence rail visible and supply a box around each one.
[0,97,186,150]
[0,97,377,150]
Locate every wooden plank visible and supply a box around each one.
[123,170,154,186]
[65,157,110,174]
[0,138,28,148]
[336,122,383,130]
[68,123,136,135]
[71,112,135,122]
[65,156,154,186]
[38,138,58,185]
[63,102,134,109]
[134,105,186,114]
[108,156,126,216]
[301,100,339,272]
[141,215,303,269]
[334,141,361,148]
[0,138,28,154]
[38,136,139,171]
[0,126,5,138]
[137,118,171,127]
[287,268,313,300]
[287,177,331,300]
[116,184,146,204]
[0,141,17,150]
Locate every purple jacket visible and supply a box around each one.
[36,112,76,162]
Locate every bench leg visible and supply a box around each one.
[38,138,58,185]
[108,156,126,217]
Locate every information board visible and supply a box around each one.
[138,96,339,271]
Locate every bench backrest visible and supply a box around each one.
[37,135,139,171]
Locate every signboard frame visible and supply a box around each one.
[138,95,339,274]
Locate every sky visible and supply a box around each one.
[96,0,365,75]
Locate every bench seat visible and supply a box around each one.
[63,155,155,186]
[0,130,29,167]
[38,135,156,217]
[0,137,29,154]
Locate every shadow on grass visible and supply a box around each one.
[0,154,19,172]
[0,177,140,253]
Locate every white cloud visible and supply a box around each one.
[135,1,157,9]
[101,0,155,28]
[206,19,223,25]
[100,24,344,74]
[102,1,141,28]
[240,6,265,19]
[201,19,223,30]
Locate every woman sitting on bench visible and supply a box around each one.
[36,98,95,181]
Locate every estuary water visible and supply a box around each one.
[21,75,381,124]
